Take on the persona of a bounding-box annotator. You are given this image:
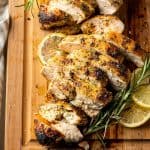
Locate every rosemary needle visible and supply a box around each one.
[16,0,39,16]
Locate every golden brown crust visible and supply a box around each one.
[42,25,81,34]
[38,101,89,126]
[39,5,75,28]
[59,34,124,63]
[39,0,95,29]
[34,118,62,146]
[104,32,146,67]
[81,15,124,34]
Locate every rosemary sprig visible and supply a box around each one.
[84,56,150,140]
[16,0,39,16]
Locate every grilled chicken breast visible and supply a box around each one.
[81,15,125,35]
[96,0,123,14]
[91,54,130,90]
[40,45,113,117]
[34,119,62,145]
[43,63,112,117]
[35,101,88,144]
[39,0,123,29]
[39,101,88,126]
[51,122,83,142]
[95,32,145,67]
[42,63,110,108]
[59,34,124,63]
[71,78,112,117]
[49,0,95,24]
[48,79,76,100]
[47,78,112,117]
[59,35,130,90]
[44,25,81,35]
[39,0,95,29]
[60,33,145,67]
[34,119,83,145]
[69,48,130,90]
[39,5,75,28]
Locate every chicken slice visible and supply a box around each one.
[81,15,124,34]
[51,122,83,142]
[34,119,62,145]
[39,5,75,28]
[44,25,81,35]
[68,48,130,90]
[41,41,109,87]
[95,32,145,67]
[91,54,130,90]
[49,0,95,24]
[41,46,108,87]
[38,101,88,126]
[96,0,123,14]
[71,78,112,117]
[34,119,83,145]
[48,78,76,100]
[41,65,63,81]
[43,64,109,101]
[42,54,112,117]
[43,65,111,117]
[59,34,124,63]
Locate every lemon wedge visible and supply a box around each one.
[132,85,150,109]
[38,33,66,65]
[130,68,150,86]
[120,102,150,128]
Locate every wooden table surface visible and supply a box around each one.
[1,0,150,149]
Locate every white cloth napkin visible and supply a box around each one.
[0,0,9,148]
[0,1,9,85]
[0,0,9,105]
[0,1,9,148]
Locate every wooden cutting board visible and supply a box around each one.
[5,0,150,149]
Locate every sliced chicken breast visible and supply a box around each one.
[34,119,62,145]
[96,0,123,14]
[91,54,130,90]
[51,122,83,142]
[59,34,124,63]
[81,15,125,34]
[71,78,112,117]
[39,5,75,28]
[34,119,83,145]
[95,32,145,67]
[69,48,130,90]
[49,0,95,24]
[41,65,63,81]
[59,36,130,90]
[45,25,81,35]
[48,78,75,100]
[39,101,88,126]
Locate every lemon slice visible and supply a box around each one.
[38,33,66,65]
[132,85,150,109]
[130,68,150,86]
[120,102,150,128]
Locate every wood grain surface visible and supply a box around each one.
[4,0,150,149]
[5,0,24,150]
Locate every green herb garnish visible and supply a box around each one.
[16,0,39,16]
[84,56,150,146]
